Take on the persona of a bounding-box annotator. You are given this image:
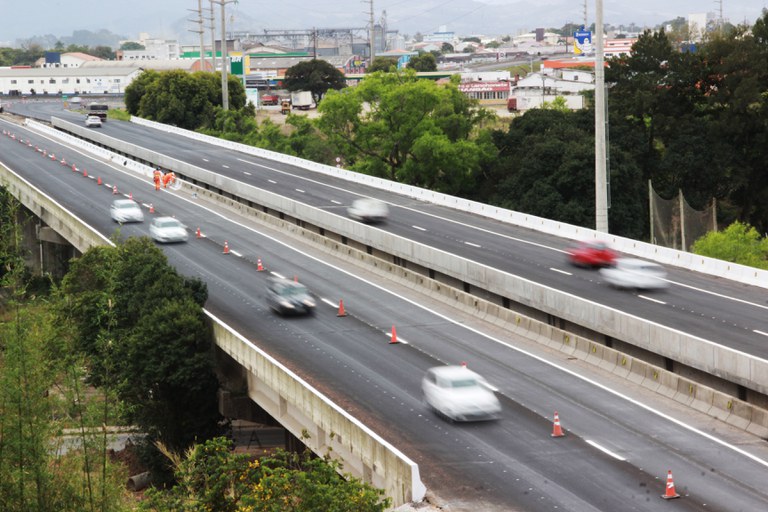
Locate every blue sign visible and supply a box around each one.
[574,29,592,55]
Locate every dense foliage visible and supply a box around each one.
[58,237,223,477]
[124,70,247,130]
[139,437,391,512]
[317,70,496,195]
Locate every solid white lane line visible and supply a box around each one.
[585,440,626,461]
[639,295,667,305]
[551,268,572,276]
[412,225,426,231]
[465,241,481,248]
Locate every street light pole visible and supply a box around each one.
[594,0,609,232]
[210,0,236,110]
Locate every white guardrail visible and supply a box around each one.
[131,116,768,290]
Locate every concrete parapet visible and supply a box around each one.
[747,408,768,438]
[725,399,753,431]
[208,312,426,508]
[613,354,631,379]
[627,358,648,386]
[688,385,715,414]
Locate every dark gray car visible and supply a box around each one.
[266,277,316,315]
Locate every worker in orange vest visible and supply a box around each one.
[162,171,175,189]
[153,169,162,191]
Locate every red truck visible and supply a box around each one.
[260,94,279,106]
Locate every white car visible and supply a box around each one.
[110,199,144,223]
[347,198,389,223]
[599,257,669,290]
[149,216,188,243]
[422,365,501,422]
[85,115,102,127]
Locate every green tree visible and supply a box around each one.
[283,59,346,105]
[316,70,496,195]
[140,437,390,512]
[367,57,398,73]
[59,238,223,478]
[485,108,645,237]
[406,53,437,72]
[125,70,246,129]
[120,42,145,50]
[691,221,768,269]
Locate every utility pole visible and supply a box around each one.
[594,0,609,232]
[209,1,217,72]
[368,0,375,68]
[189,0,207,71]
[211,0,237,110]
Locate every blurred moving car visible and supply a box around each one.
[422,365,501,422]
[347,198,389,224]
[69,96,82,104]
[110,199,144,223]
[149,216,188,243]
[599,257,668,290]
[85,115,102,127]
[566,240,616,267]
[266,277,316,315]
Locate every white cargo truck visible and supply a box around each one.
[290,90,314,110]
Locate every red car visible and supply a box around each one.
[566,240,616,268]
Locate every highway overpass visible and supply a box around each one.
[2,105,768,510]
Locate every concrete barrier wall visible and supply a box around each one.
[210,313,426,507]
[44,117,768,396]
[130,116,768,289]
[0,161,110,252]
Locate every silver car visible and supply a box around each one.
[85,115,102,127]
[347,198,389,223]
[265,277,316,315]
[599,257,668,290]
[110,199,144,223]
[422,365,501,422]
[149,216,188,243]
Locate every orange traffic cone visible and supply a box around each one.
[661,470,680,500]
[71,163,77,172]
[223,241,230,254]
[195,227,201,238]
[337,299,347,317]
[551,411,565,437]
[129,192,133,200]
[97,176,102,185]
[257,258,264,271]
[149,204,155,214]
[61,158,67,166]
[82,168,88,177]
[50,153,56,160]
[390,326,399,344]
[112,185,118,195]
[461,361,467,368]
[294,275,298,282]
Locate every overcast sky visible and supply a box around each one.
[2,0,766,44]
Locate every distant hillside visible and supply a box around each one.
[18,29,127,49]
